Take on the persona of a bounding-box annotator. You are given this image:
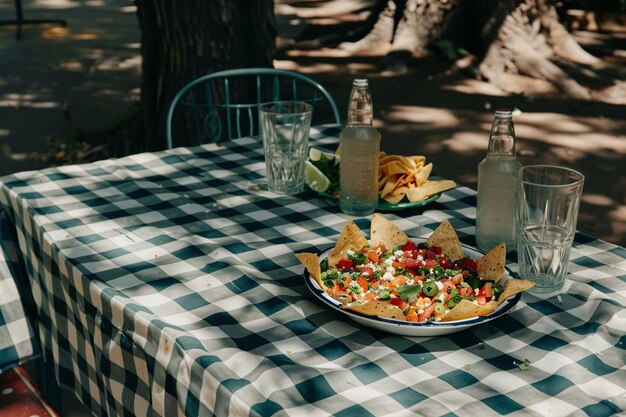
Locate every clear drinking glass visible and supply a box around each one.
[259,101,312,194]
[515,165,585,293]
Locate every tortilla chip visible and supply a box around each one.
[342,300,406,320]
[477,243,506,282]
[425,219,464,261]
[383,186,409,204]
[440,299,498,322]
[370,213,410,249]
[295,253,325,290]
[406,180,456,203]
[328,220,368,267]
[496,278,535,306]
[380,175,401,197]
[414,163,433,184]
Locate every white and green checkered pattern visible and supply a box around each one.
[0,125,624,416]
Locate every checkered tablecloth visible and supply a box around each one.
[0,125,624,416]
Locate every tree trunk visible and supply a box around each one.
[135,0,276,151]
[337,0,621,100]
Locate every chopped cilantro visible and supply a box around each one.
[514,359,531,371]
[377,287,391,300]
[373,269,383,280]
[349,251,367,265]
[447,294,462,309]
[492,284,504,300]
[320,257,329,272]
[347,282,362,295]
[395,284,422,303]
[464,273,481,289]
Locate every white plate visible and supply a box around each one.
[303,241,522,337]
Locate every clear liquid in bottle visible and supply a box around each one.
[476,111,522,252]
[339,79,380,216]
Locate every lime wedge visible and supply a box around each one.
[304,160,331,192]
[308,147,340,165]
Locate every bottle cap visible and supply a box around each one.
[353,79,368,87]
[495,109,512,118]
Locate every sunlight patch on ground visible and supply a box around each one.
[441,79,508,97]
[386,105,461,128]
[96,56,141,72]
[41,26,71,39]
[60,60,84,71]
[583,193,615,207]
[41,27,102,40]
[34,0,77,9]
[276,60,378,74]
[0,96,60,109]
[442,131,486,153]
[0,144,32,161]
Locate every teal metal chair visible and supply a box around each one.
[166,68,342,149]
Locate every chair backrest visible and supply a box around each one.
[166,68,342,149]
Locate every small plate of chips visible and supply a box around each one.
[296,215,534,337]
[306,148,456,210]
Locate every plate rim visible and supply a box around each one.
[303,240,522,332]
[318,191,441,211]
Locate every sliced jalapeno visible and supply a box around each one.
[434,301,446,315]
[422,280,438,297]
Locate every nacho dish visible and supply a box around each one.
[296,214,534,323]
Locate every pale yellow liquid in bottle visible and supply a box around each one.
[339,125,380,216]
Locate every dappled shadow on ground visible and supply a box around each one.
[0,0,140,176]
[275,0,626,246]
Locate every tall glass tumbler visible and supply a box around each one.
[260,101,312,194]
[515,165,585,293]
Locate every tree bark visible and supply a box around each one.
[135,0,276,150]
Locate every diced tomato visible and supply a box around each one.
[367,250,379,263]
[424,259,438,269]
[357,265,375,280]
[459,287,473,298]
[405,309,419,322]
[475,294,487,305]
[413,275,427,283]
[337,259,353,270]
[418,304,435,322]
[480,282,493,299]
[390,296,408,311]
[333,281,343,294]
[456,258,478,271]
[404,258,421,269]
[392,260,406,269]
[439,256,451,269]
[390,275,406,288]
[402,241,418,251]
[362,292,377,302]
[440,279,456,293]
[425,250,437,260]
[357,276,369,292]
[431,245,443,255]
[450,273,463,285]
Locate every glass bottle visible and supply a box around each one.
[339,79,381,216]
[476,110,522,252]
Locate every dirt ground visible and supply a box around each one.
[0,1,624,247]
[274,1,626,247]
